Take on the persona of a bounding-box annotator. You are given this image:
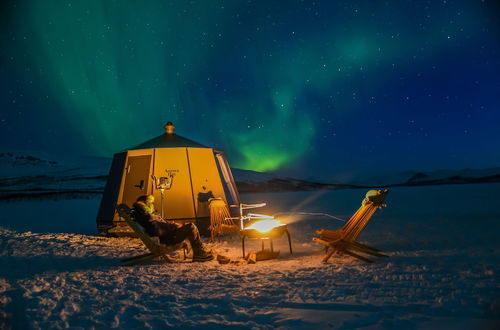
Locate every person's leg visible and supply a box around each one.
[152,222,177,245]
[168,223,213,261]
[171,223,203,251]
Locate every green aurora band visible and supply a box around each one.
[12,0,485,172]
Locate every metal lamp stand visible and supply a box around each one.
[152,174,174,220]
[159,187,165,219]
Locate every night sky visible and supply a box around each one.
[1,0,499,180]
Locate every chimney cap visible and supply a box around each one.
[164,121,175,134]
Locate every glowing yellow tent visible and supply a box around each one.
[96,122,241,236]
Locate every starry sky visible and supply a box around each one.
[1,0,499,180]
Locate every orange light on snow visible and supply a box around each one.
[245,219,283,233]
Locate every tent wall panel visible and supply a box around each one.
[187,148,227,218]
[154,148,196,220]
[96,151,127,233]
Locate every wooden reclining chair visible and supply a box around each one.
[313,189,389,263]
[115,204,190,266]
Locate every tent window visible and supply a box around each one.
[215,153,239,206]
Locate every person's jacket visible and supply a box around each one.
[131,201,157,236]
[131,201,177,239]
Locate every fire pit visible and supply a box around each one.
[241,219,293,258]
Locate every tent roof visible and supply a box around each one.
[128,132,208,150]
[126,122,208,150]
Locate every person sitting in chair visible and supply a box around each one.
[132,195,214,262]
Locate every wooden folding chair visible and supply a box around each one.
[208,198,239,240]
[313,190,389,263]
[115,204,190,266]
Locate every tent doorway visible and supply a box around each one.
[122,155,152,207]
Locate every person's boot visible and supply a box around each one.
[192,245,214,262]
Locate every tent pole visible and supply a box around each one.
[160,188,165,219]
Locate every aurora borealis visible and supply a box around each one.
[1,0,499,179]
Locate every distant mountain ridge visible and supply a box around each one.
[0,151,499,200]
[232,168,360,192]
[356,167,500,186]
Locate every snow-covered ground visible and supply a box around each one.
[1,183,499,329]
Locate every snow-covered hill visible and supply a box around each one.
[1,151,499,200]
[0,152,359,200]
[0,151,110,178]
[0,152,109,200]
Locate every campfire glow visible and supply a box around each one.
[245,219,283,233]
